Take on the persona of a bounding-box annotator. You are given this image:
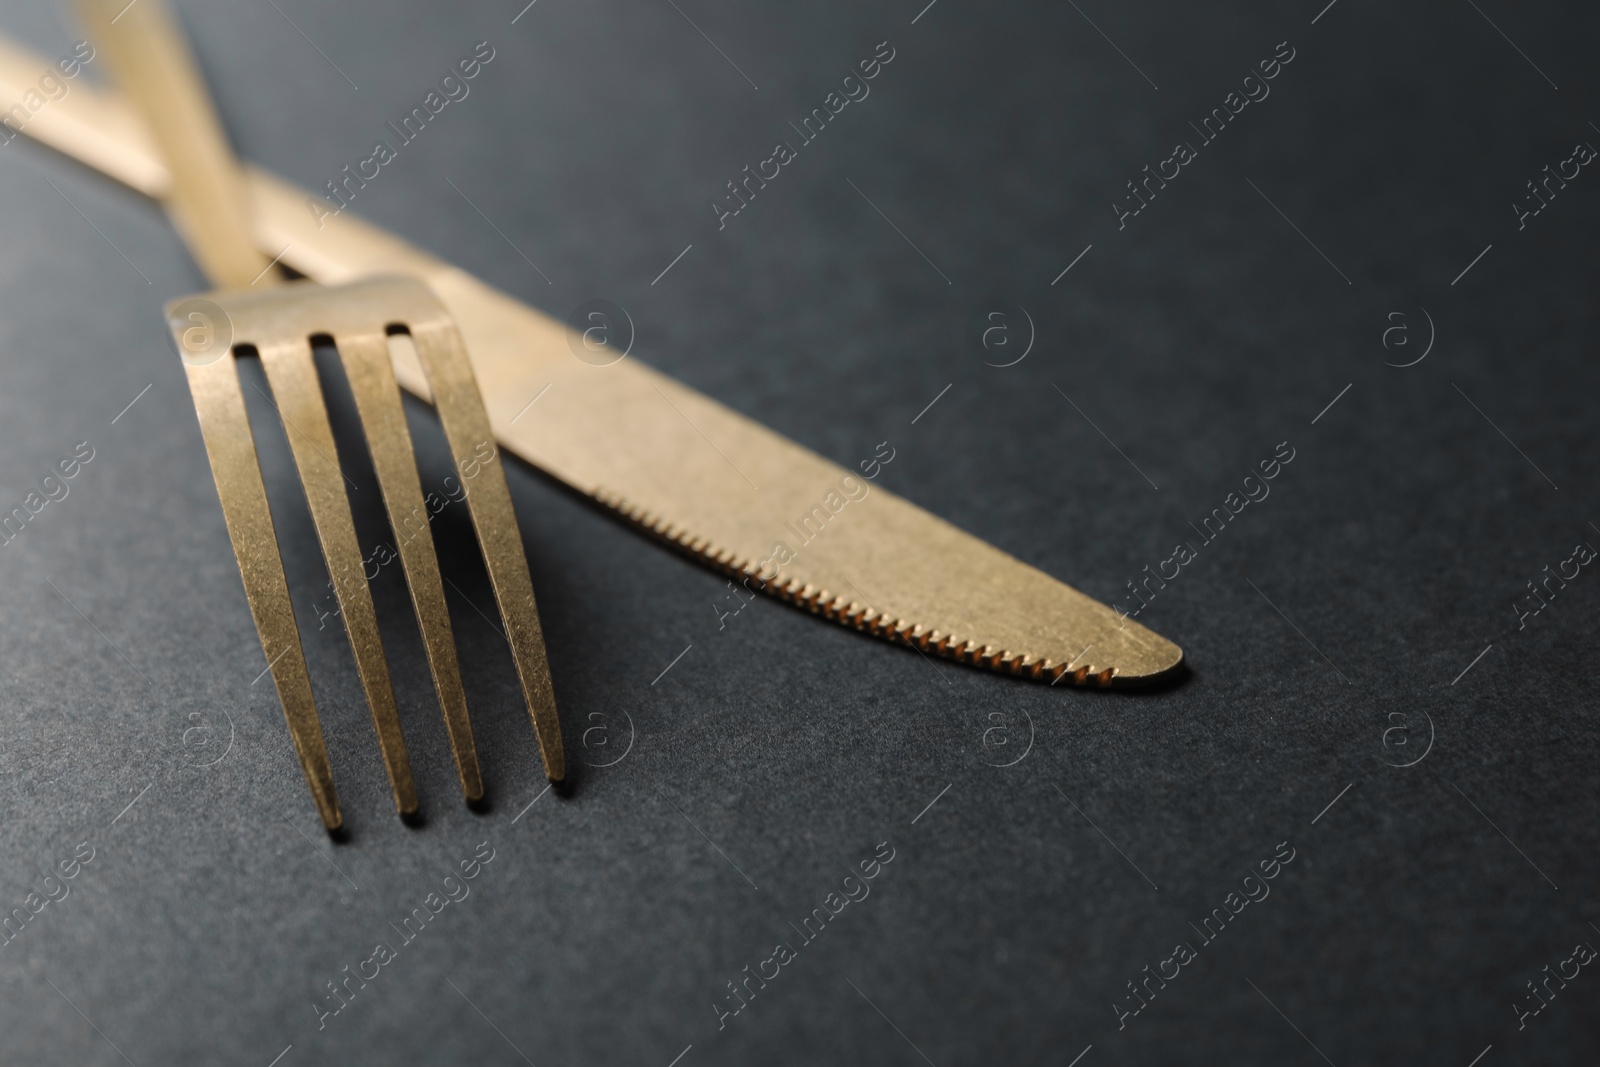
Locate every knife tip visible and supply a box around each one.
[1098,633,1185,689]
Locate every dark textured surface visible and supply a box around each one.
[0,1,1596,1063]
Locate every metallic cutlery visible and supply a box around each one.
[1,23,1184,691]
[81,0,565,830]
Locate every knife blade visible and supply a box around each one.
[0,35,1182,686]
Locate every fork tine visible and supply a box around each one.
[182,354,342,831]
[408,318,566,784]
[254,337,418,817]
[336,331,484,804]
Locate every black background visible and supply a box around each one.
[0,1,1596,1063]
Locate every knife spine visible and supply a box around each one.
[591,487,1117,688]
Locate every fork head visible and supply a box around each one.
[166,275,565,831]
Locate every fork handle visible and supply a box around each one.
[78,0,273,289]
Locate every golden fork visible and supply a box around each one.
[81,0,565,830]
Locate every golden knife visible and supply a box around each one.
[0,34,1182,687]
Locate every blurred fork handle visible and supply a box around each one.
[75,0,271,288]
